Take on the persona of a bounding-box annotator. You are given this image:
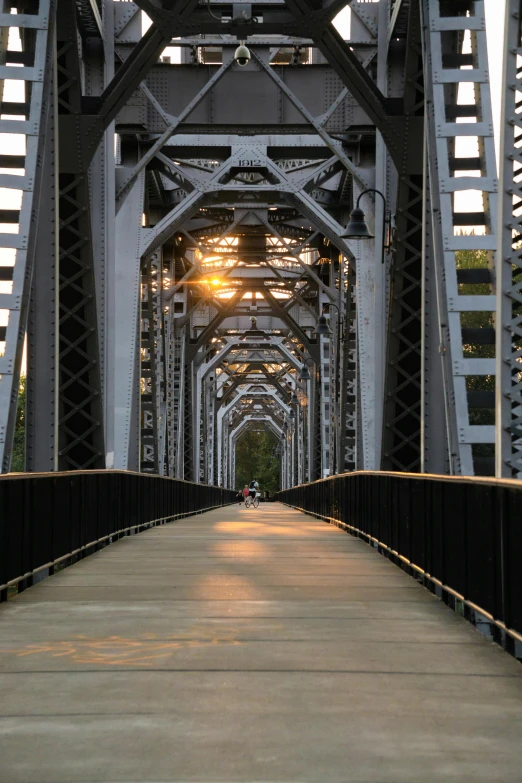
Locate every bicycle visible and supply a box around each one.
[245,493,260,509]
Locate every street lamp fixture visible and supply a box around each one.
[314,314,332,337]
[343,206,374,239]
[299,357,315,382]
[342,188,389,264]
[299,364,310,382]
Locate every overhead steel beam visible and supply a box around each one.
[95,0,200,130]
[283,0,407,167]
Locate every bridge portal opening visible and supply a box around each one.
[234,430,281,496]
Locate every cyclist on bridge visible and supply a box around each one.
[249,479,259,501]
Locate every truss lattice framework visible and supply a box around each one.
[497,0,522,479]
[0,0,511,485]
[0,0,57,472]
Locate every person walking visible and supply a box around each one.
[242,485,250,502]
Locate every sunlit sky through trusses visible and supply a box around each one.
[0,0,509,327]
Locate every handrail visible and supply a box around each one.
[276,472,522,645]
[0,468,225,484]
[0,471,236,600]
[282,469,522,489]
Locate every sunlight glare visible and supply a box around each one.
[332,5,350,39]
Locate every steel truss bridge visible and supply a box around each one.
[0,0,521,486]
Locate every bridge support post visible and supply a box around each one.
[496,0,522,478]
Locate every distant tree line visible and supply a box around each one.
[235,431,281,494]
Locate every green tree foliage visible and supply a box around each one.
[10,375,26,472]
[235,431,280,494]
[457,247,494,365]
[456,246,494,455]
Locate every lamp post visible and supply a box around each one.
[342,188,389,265]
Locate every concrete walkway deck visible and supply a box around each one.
[1,502,522,782]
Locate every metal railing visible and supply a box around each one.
[277,472,522,645]
[0,471,235,600]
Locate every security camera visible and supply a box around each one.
[234,41,251,66]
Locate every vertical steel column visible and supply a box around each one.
[26,21,58,471]
[340,261,357,472]
[0,0,57,471]
[420,148,449,474]
[139,258,157,473]
[291,424,295,487]
[382,2,425,472]
[229,419,235,489]
[110,173,144,470]
[183,358,195,481]
[309,359,321,481]
[319,332,332,478]
[139,251,164,474]
[422,0,497,476]
[296,402,304,484]
[304,374,312,482]
[330,250,343,476]
[56,0,105,469]
[156,255,167,476]
[354,191,380,470]
[165,315,183,477]
[206,373,216,484]
[222,413,229,488]
[497,0,522,478]
[89,0,115,466]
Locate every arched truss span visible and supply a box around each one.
[0,0,510,481]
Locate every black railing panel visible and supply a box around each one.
[506,488,522,633]
[0,471,235,598]
[276,473,522,639]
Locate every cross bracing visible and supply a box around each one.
[0,0,518,484]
